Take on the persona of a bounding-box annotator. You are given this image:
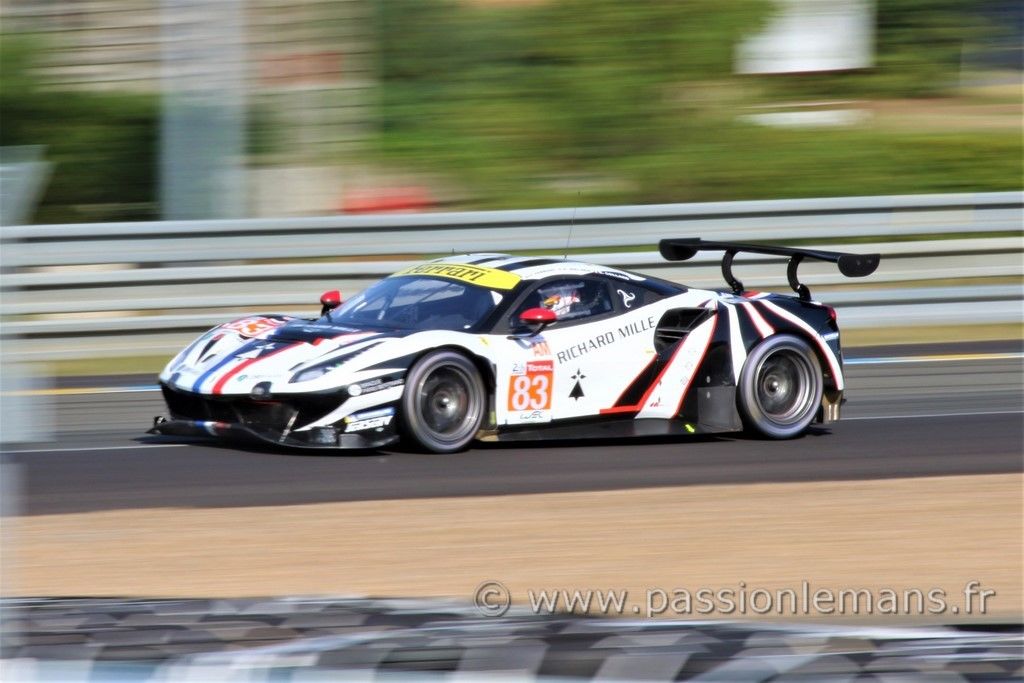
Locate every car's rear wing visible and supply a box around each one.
[658,238,880,301]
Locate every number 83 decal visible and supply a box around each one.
[508,360,554,411]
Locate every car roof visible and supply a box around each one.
[398,254,684,296]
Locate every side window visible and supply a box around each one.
[511,278,614,326]
[609,282,651,310]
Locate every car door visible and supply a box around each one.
[491,276,661,426]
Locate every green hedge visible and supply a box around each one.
[1,36,159,223]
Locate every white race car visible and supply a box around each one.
[151,239,879,452]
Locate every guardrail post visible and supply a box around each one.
[1,224,53,445]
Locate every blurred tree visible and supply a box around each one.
[0,35,159,222]
[372,0,1019,208]
[875,0,977,88]
[376,0,771,204]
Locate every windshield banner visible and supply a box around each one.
[391,263,522,290]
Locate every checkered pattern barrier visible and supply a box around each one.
[2,597,1021,681]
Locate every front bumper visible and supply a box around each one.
[154,383,399,450]
[148,417,398,450]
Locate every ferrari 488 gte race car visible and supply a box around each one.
[151,239,879,452]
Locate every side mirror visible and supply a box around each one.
[517,307,556,335]
[320,290,342,317]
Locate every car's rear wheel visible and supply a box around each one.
[400,350,485,453]
[738,334,823,439]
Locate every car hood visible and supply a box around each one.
[160,315,413,396]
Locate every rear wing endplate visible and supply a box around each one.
[659,238,880,301]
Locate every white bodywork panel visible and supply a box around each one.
[159,267,841,434]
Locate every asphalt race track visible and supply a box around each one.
[4,341,1021,516]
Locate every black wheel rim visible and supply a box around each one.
[417,365,478,443]
[754,349,815,425]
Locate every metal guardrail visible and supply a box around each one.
[5,191,1024,264]
[1,191,1021,360]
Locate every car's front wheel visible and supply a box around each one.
[400,350,485,453]
[738,334,823,439]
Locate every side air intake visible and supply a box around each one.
[654,308,711,353]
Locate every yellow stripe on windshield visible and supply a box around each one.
[391,263,522,290]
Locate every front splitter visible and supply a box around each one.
[148,417,399,451]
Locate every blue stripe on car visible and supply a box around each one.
[191,342,255,393]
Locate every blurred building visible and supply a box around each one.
[1,0,377,217]
[737,0,874,74]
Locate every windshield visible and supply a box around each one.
[328,276,502,331]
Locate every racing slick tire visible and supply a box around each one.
[738,334,823,439]
[400,350,486,453]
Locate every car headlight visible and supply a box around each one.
[289,344,380,384]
